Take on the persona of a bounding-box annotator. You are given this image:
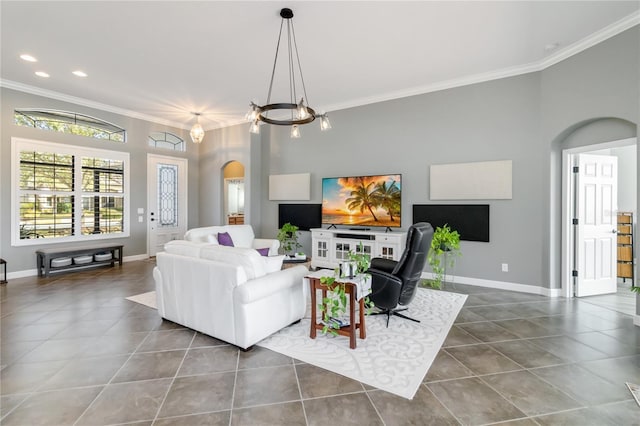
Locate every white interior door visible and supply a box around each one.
[575,154,618,297]
[147,154,188,256]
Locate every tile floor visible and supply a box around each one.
[1,260,639,425]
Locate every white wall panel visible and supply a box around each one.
[430,160,512,200]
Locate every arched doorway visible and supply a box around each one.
[551,118,637,306]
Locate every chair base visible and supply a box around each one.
[369,307,420,327]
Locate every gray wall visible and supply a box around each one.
[256,26,639,291]
[0,89,200,272]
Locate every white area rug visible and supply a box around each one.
[125,291,157,309]
[125,288,467,399]
[258,288,467,400]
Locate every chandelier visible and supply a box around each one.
[248,8,331,138]
[189,112,204,144]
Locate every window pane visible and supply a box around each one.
[148,131,185,152]
[158,164,178,227]
[20,194,74,239]
[15,109,126,142]
[81,157,124,193]
[19,151,73,191]
[81,196,124,235]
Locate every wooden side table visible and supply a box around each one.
[308,276,366,349]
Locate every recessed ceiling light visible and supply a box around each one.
[72,70,88,77]
[35,71,50,78]
[20,54,37,62]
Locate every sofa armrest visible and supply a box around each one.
[236,265,307,304]
[253,238,280,256]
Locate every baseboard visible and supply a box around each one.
[6,254,150,281]
[420,272,562,298]
[124,254,149,263]
[634,315,640,327]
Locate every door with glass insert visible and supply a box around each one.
[147,155,187,256]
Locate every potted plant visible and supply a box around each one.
[425,224,461,289]
[319,243,373,335]
[277,222,302,258]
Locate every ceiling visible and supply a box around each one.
[1,1,639,131]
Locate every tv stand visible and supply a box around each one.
[350,227,369,231]
[311,228,406,270]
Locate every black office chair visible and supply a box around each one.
[367,222,434,327]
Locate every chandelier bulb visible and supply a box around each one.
[297,98,309,120]
[250,120,261,135]
[320,114,332,131]
[291,124,301,138]
[246,103,259,121]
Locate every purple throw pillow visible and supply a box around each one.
[217,232,234,247]
[256,248,270,256]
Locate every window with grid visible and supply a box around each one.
[15,109,126,142]
[12,138,129,246]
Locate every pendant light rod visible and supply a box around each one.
[248,7,331,134]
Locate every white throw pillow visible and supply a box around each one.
[263,255,285,273]
[206,234,219,244]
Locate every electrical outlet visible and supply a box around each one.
[501,263,509,272]
[138,216,143,223]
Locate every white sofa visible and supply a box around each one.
[153,240,307,349]
[184,224,280,256]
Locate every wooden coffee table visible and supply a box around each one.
[308,275,367,349]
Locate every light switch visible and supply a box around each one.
[138,216,143,223]
[137,207,144,214]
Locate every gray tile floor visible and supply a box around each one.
[1,260,639,425]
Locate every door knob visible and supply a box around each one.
[612,229,617,233]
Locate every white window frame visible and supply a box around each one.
[11,137,130,246]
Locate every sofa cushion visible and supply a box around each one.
[217,232,234,247]
[200,245,266,280]
[263,255,285,273]
[164,240,210,258]
[206,234,220,244]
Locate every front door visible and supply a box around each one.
[147,154,188,256]
[574,154,618,297]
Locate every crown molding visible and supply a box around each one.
[323,12,640,115]
[2,12,638,130]
[538,10,639,70]
[0,79,190,130]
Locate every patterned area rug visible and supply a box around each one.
[258,288,467,400]
[125,287,466,400]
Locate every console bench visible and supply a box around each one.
[36,244,123,277]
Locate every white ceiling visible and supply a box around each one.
[1,1,638,131]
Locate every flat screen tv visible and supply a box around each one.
[412,204,490,242]
[278,203,322,231]
[322,174,402,228]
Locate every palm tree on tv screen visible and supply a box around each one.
[345,179,379,222]
[373,180,400,222]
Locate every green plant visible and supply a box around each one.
[426,224,461,289]
[277,222,301,256]
[348,242,371,274]
[631,285,640,294]
[319,275,346,335]
[318,264,374,336]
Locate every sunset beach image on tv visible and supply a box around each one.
[322,174,401,228]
